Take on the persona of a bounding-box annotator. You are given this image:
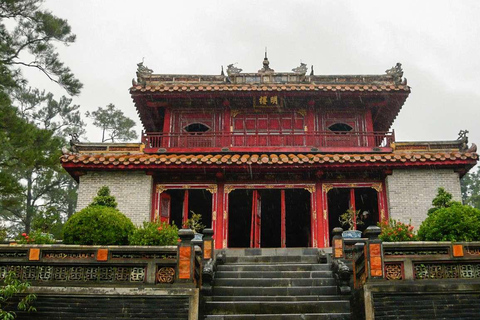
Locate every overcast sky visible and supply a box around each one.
[23,0,480,150]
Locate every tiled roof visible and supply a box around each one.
[61,152,477,167]
[130,83,409,94]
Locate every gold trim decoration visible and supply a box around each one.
[314,239,318,247]
[223,211,227,220]
[313,211,317,220]
[323,209,327,220]
[231,109,242,118]
[182,185,191,189]
[212,211,217,221]
[285,184,295,189]
[206,185,217,194]
[224,185,235,194]
[296,109,307,117]
[304,185,316,193]
[156,185,166,193]
[322,184,333,193]
[223,239,227,248]
[380,209,386,221]
[371,183,383,193]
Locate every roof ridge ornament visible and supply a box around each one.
[226,63,242,77]
[136,60,153,86]
[259,49,274,73]
[385,62,404,85]
[292,62,308,75]
[137,61,153,75]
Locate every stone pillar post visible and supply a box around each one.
[332,227,344,259]
[364,226,384,279]
[177,229,195,283]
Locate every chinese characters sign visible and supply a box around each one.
[253,95,281,108]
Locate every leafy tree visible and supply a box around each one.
[0,0,82,96]
[86,103,138,142]
[0,87,84,234]
[461,167,480,209]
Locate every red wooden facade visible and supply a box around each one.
[129,59,411,249]
[61,59,478,249]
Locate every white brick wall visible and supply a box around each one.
[385,169,461,228]
[77,171,152,226]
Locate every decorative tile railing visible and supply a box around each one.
[0,240,204,287]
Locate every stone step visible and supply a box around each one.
[225,255,319,264]
[204,300,350,315]
[215,270,332,279]
[204,313,350,320]
[217,263,330,272]
[206,295,350,302]
[223,248,321,257]
[214,278,336,287]
[212,285,338,296]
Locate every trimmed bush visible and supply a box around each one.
[417,203,480,241]
[129,221,179,246]
[63,205,135,245]
[378,219,416,242]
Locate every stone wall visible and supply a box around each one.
[77,171,152,225]
[385,168,461,228]
[14,287,197,320]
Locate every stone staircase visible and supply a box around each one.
[202,248,351,320]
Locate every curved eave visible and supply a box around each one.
[61,152,477,180]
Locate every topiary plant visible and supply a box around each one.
[417,203,480,241]
[418,188,480,241]
[129,221,179,246]
[63,187,135,245]
[90,186,118,208]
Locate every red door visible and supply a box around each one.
[250,190,262,248]
[159,193,171,223]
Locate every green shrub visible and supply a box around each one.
[378,219,416,242]
[63,205,135,245]
[418,203,480,241]
[17,230,56,244]
[129,221,179,246]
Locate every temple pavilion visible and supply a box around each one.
[61,56,478,249]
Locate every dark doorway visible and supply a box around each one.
[259,189,281,248]
[168,189,185,230]
[327,188,350,244]
[285,189,311,247]
[188,189,212,229]
[354,188,378,233]
[228,189,253,248]
[327,187,379,243]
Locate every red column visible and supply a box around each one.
[316,182,326,247]
[215,183,225,249]
[281,190,286,248]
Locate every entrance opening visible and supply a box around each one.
[227,188,312,248]
[285,189,311,247]
[259,189,281,248]
[327,187,379,243]
[228,189,253,248]
[161,189,212,230]
[168,189,185,229]
[188,189,213,229]
[354,188,378,233]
